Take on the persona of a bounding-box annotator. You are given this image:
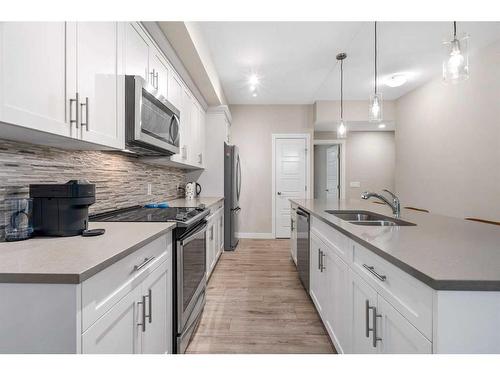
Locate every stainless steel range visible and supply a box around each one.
[90,205,208,353]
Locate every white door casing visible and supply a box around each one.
[273,134,309,239]
[326,145,339,200]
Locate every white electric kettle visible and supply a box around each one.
[185,182,201,199]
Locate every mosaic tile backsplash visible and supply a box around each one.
[0,139,187,234]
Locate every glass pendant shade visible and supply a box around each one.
[369,93,383,123]
[443,34,469,83]
[337,120,347,139]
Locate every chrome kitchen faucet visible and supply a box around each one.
[361,189,401,218]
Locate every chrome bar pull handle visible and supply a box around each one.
[133,257,155,272]
[155,72,159,89]
[372,306,382,348]
[137,295,146,332]
[145,289,152,324]
[363,264,387,282]
[70,92,79,128]
[80,96,89,131]
[366,300,374,338]
[320,251,326,272]
[318,249,322,270]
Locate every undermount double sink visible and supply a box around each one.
[325,210,416,227]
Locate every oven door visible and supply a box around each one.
[126,75,180,155]
[176,220,207,332]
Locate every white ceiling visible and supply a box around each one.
[196,21,500,104]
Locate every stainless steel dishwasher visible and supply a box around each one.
[296,208,310,292]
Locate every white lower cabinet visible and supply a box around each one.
[290,205,297,264]
[82,283,142,354]
[206,203,224,278]
[377,296,432,354]
[310,217,432,354]
[138,260,172,354]
[351,269,378,354]
[83,244,172,354]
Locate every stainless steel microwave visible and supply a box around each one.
[125,75,180,156]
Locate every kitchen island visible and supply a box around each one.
[290,198,500,354]
[0,222,175,353]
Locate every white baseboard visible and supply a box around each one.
[237,232,275,239]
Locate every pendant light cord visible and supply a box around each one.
[374,21,378,95]
[340,59,343,120]
[453,21,457,39]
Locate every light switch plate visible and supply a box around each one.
[350,181,361,188]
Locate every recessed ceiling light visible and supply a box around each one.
[249,85,256,92]
[378,123,386,129]
[252,92,257,97]
[249,74,259,86]
[384,74,408,88]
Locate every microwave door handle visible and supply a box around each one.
[169,114,180,144]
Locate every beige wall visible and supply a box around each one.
[315,131,396,200]
[229,105,314,235]
[395,40,500,221]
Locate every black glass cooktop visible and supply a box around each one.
[90,205,206,224]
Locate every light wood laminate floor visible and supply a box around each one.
[186,239,335,354]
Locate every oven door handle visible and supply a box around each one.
[180,222,208,246]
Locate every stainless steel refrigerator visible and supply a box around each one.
[224,142,241,251]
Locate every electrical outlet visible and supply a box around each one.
[147,183,152,195]
[350,181,361,188]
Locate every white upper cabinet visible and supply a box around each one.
[68,22,123,149]
[149,46,169,98]
[0,22,71,137]
[124,22,149,81]
[167,70,183,110]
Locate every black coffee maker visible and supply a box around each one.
[30,180,96,236]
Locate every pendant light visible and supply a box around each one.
[443,21,469,83]
[336,53,347,139]
[369,21,382,123]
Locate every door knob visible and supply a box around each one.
[277,192,282,195]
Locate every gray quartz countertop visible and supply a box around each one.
[291,198,500,291]
[0,221,175,284]
[169,196,224,209]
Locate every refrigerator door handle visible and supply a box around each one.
[236,154,242,200]
[231,207,241,212]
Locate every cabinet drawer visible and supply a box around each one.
[82,234,172,332]
[311,217,352,264]
[352,242,433,340]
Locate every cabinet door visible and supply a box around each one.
[180,88,192,161]
[82,285,142,354]
[198,106,205,167]
[167,70,183,110]
[149,46,169,98]
[323,248,352,353]
[218,212,224,257]
[309,233,325,317]
[210,222,217,274]
[0,22,71,137]
[377,296,432,354]
[71,22,123,149]
[290,208,297,264]
[350,270,378,354]
[141,260,171,354]
[124,22,149,80]
[189,99,200,165]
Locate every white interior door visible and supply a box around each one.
[326,145,339,200]
[274,136,307,238]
